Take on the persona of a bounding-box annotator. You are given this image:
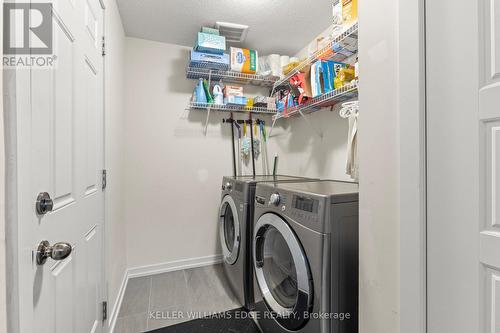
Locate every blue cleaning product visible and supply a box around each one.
[195,78,207,104]
[321,61,335,94]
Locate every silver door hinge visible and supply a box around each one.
[102,170,107,190]
[102,301,108,321]
[102,36,106,56]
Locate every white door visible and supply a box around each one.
[10,0,105,332]
[427,0,500,332]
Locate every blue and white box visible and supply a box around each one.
[189,50,230,70]
[195,32,226,54]
[224,96,247,106]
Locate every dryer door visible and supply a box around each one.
[219,195,241,265]
[253,213,313,331]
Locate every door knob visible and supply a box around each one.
[36,192,53,215]
[36,240,72,265]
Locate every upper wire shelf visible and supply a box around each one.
[272,22,359,91]
[273,81,358,120]
[186,65,279,88]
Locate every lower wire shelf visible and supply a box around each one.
[272,81,359,120]
[268,81,358,139]
[188,102,278,115]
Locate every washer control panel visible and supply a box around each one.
[222,182,232,191]
[256,187,321,224]
[255,184,330,232]
[221,179,243,193]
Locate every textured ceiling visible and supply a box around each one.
[116,0,332,55]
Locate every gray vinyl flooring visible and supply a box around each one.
[114,264,241,333]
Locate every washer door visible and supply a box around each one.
[253,213,313,331]
[219,195,241,265]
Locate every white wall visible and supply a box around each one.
[267,110,351,181]
[123,38,272,269]
[104,0,128,323]
[358,0,400,331]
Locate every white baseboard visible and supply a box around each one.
[108,254,223,333]
[127,254,223,279]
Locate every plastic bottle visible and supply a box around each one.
[202,79,214,104]
[213,84,224,105]
[195,78,207,104]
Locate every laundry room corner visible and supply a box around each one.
[121,37,272,271]
[266,26,353,182]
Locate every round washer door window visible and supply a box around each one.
[253,213,313,331]
[219,195,240,265]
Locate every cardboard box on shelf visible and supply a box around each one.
[224,96,247,106]
[230,47,258,74]
[189,50,230,70]
[342,0,358,25]
[224,85,244,97]
[201,27,220,35]
[195,32,226,54]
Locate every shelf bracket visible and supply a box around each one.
[268,116,279,138]
[298,109,323,139]
[204,106,211,135]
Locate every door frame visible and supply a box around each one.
[399,0,427,332]
[3,1,108,331]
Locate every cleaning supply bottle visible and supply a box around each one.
[213,83,224,105]
[202,79,214,104]
[195,78,207,104]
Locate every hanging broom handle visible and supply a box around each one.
[249,114,256,177]
[230,113,237,177]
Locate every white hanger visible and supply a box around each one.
[339,101,359,118]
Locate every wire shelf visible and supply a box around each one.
[188,102,278,115]
[186,66,279,87]
[272,22,358,91]
[273,81,358,120]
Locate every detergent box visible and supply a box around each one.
[342,0,358,25]
[224,85,244,97]
[195,32,226,54]
[189,50,229,70]
[230,47,258,74]
[201,27,220,35]
[321,61,335,94]
[322,61,348,93]
[311,61,347,97]
[224,96,248,106]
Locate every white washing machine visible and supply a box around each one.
[252,180,359,333]
[218,175,318,310]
